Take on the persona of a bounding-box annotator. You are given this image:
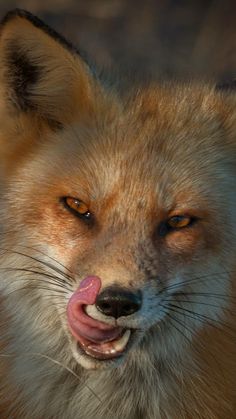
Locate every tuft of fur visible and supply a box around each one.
[0,9,235,419]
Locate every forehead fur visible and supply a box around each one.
[13,83,236,216]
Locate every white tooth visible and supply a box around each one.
[113,330,131,352]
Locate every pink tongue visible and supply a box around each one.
[67,276,121,344]
[74,276,101,305]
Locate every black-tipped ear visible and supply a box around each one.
[1,9,79,55]
[0,9,96,126]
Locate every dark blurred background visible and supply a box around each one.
[1,0,236,82]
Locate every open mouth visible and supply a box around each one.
[75,328,131,360]
[68,307,132,360]
[67,276,132,361]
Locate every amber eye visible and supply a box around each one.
[167,215,193,229]
[63,197,91,220]
[158,214,197,237]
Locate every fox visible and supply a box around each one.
[0,8,235,419]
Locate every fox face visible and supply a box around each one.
[0,10,235,419]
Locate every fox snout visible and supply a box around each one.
[67,276,141,362]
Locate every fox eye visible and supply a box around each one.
[159,215,196,236]
[62,197,91,220]
[167,215,192,229]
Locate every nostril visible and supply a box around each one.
[95,287,142,319]
[98,302,111,313]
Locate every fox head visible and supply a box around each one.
[0,10,235,373]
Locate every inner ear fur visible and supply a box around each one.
[0,9,98,127]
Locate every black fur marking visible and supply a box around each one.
[215,79,236,92]
[5,44,63,130]
[6,45,39,111]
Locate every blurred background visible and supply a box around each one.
[0,0,236,82]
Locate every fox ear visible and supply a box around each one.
[0,9,96,127]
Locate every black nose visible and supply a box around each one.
[95,287,142,318]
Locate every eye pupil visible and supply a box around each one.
[63,197,91,220]
[158,215,195,237]
[168,215,191,229]
[73,200,87,214]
